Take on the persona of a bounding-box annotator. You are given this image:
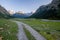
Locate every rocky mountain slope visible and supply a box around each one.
[31,0,60,19]
[0,5,10,18]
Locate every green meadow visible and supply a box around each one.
[0,19,18,40]
[14,18,60,40]
[0,18,60,40]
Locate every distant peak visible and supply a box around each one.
[16,11,24,14]
[8,10,15,15]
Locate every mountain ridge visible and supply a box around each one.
[0,5,10,18]
[30,0,60,19]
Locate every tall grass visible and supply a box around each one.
[0,19,18,40]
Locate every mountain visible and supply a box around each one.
[0,5,10,18]
[8,10,15,15]
[12,11,33,18]
[31,0,60,19]
[25,12,33,16]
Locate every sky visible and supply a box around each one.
[0,0,52,13]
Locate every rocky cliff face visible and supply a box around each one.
[31,0,60,19]
[48,0,60,10]
[0,5,10,18]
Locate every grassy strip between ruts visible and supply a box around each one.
[0,19,18,40]
[14,18,60,40]
[23,24,36,40]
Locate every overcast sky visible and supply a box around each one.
[0,0,52,13]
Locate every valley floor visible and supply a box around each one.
[0,18,60,40]
[14,21,46,40]
[13,18,60,40]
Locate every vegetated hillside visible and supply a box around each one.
[31,0,60,19]
[0,5,10,18]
